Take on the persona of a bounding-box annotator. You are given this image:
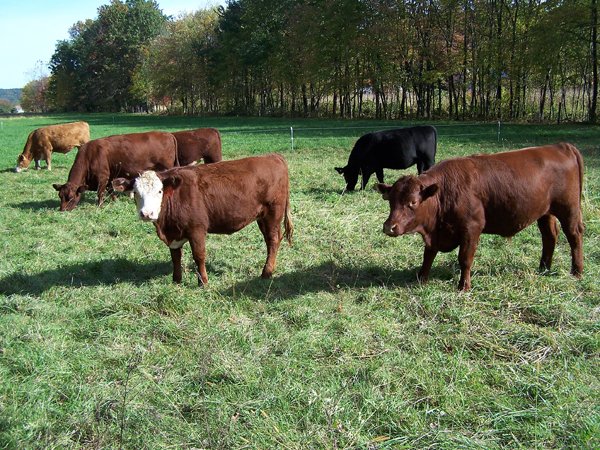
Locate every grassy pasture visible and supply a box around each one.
[0,114,598,449]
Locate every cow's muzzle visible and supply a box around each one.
[383,222,400,237]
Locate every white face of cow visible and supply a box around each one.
[133,171,164,221]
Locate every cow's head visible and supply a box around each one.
[53,182,87,211]
[376,175,438,236]
[15,154,31,172]
[113,171,182,222]
[334,166,359,191]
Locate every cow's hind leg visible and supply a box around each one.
[257,208,284,278]
[537,215,559,272]
[375,168,384,183]
[557,210,584,277]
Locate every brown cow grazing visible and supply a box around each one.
[53,131,178,211]
[15,121,90,172]
[376,143,584,290]
[172,128,222,165]
[112,154,293,286]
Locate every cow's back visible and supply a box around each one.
[173,128,222,165]
[168,154,289,234]
[34,121,90,153]
[101,131,178,177]
[426,143,582,237]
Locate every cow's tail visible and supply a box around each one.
[566,142,585,233]
[284,194,294,246]
[213,128,223,163]
[172,133,180,167]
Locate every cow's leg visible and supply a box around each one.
[417,246,438,284]
[45,152,52,171]
[457,233,481,290]
[557,211,584,277]
[34,159,41,170]
[97,180,108,206]
[170,247,183,283]
[360,169,373,190]
[257,211,283,278]
[375,168,384,183]
[189,233,209,286]
[537,214,558,272]
[416,160,424,174]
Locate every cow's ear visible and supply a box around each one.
[420,183,438,201]
[112,178,135,193]
[163,175,183,189]
[375,183,392,200]
[77,185,88,194]
[52,183,63,191]
[334,167,345,175]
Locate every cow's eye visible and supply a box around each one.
[409,200,417,208]
[158,190,163,195]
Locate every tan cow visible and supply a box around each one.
[15,121,90,172]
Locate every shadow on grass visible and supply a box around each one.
[220,260,455,300]
[9,194,99,211]
[0,258,171,296]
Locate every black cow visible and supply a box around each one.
[335,125,437,191]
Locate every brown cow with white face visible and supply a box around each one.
[15,121,90,172]
[172,128,222,165]
[112,154,293,286]
[377,143,584,290]
[53,131,178,211]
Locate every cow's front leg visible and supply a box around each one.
[97,179,108,206]
[360,168,373,190]
[170,247,183,283]
[46,153,52,171]
[417,246,438,284]
[457,234,480,291]
[189,233,208,286]
[34,159,41,170]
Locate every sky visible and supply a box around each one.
[0,0,225,89]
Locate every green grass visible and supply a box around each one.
[0,114,599,449]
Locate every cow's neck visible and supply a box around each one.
[67,153,89,186]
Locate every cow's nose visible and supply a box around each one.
[383,222,397,236]
[139,210,151,220]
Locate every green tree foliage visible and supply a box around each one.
[46,0,598,121]
[47,0,167,112]
[20,77,49,113]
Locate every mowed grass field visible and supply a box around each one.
[0,114,598,449]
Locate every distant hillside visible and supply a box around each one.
[0,89,22,105]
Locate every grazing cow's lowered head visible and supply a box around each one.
[334,166,359,192]
[113,170,181,222]
[15,154,30,172]
[376,175,438,236]
[53,182,87,211]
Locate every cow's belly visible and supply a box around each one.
[482,206,548,237]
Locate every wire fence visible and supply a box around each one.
[218,121,599,152]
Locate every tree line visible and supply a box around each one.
[31,0,599,122]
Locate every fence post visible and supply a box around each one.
[290,126,294,151]
[497,120,501,143]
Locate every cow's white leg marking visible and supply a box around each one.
[168,239,188,249]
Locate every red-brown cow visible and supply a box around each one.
[112,153,293,286]
[376,143,584,290]
[53,131,178,211]
[172,128,222,165]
